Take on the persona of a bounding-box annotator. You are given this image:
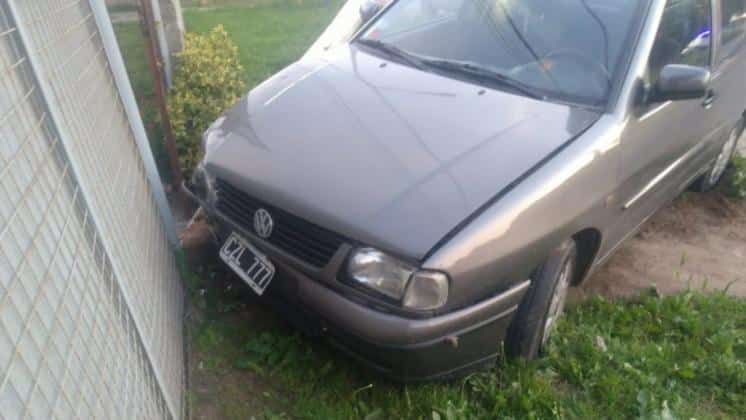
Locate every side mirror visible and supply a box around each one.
[651,64,710,102]
[360,0,383,23]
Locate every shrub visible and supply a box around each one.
[723,153,746,199]
[168,25,246,177]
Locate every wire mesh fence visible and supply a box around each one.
[0,1,183,418]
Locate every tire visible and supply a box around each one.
[693,121,743,192]
[505,240,577,360]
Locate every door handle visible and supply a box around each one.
[702,90,716,109]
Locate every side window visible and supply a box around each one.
[719,0,746,61]
[648,0,712,84]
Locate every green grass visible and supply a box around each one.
[181,0,255,8]
[181,0,332,10]
[183,0,344,88]
[113,22,171,181]
[107,4,139,14]
[723,154,746,199]
[192,284,746,419]
[114,23,154,120]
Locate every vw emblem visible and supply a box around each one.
[253,208,274,239]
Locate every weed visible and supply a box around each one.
[723,154,746,199]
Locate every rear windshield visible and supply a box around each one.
[359,0,646,105]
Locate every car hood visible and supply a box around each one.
[203,46,600,260]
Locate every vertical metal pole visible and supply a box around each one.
[149,0,173,87]
[140,0,189,216]
[89,0,178,245]
[139,0,189,216]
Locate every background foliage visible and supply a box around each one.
[724,154,746,199]
[168,25,246,176]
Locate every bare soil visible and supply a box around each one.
[572,191,746,301]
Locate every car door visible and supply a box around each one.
[707,0,746,148]
[604,0,717,252]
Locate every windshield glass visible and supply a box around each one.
[358,0,644,105]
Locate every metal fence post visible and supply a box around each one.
[89,0,178,246]
[149,0,174,87]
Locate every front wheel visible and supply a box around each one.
[505,240,577,360]
[694,123,742,192]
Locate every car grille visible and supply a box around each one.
[215,179,347,267]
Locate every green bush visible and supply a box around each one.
[169,25,246,177]
[724,153,746,199]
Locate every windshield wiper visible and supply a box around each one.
[421,59,545,100]
[355,38,426,70]
[355,40,546,101]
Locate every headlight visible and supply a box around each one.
[190,165,209,198]
[348,248,414,300]
[189,164,215,202]
[347,248,449,310]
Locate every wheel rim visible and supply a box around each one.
[709,129,738,185]
[542,258,573,346]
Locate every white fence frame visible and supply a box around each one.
[0,0,184,418]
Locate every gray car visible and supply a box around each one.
[185,0,746,381]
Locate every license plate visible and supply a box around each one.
[220,233,275,296]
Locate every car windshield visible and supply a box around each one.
[357,0,645,105]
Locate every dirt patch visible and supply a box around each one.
[573,191,746,301]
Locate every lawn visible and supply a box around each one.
[187,259,746,419]
[183,0,345,88]
[181,0,307,8]
[114,22,172,180]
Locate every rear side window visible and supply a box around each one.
[719,0,746,61]
[648,0,712,84]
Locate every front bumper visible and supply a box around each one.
[282,272,527,381]
[184,183,529,381]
